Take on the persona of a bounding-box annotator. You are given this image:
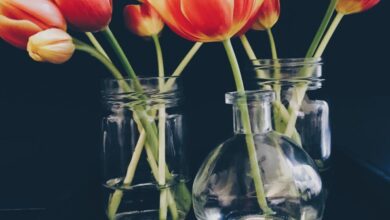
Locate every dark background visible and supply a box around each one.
[0,0,389,219]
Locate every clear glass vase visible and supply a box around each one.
[253,58,331,171]
[101,77,191,220]
[193,90,325,220]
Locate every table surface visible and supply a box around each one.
[0,149,388,220]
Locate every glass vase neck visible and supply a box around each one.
[226,90,275,135]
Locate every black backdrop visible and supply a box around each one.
[0,0,389,219]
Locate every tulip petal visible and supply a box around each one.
[147,0,263,42]
[147,0,203,41]
[337,0,380,15]
[181,0,234,37]
[54,0,112,32]
[27,28,75,64]
[0,15,41,49]
[251,0,280,30]
[124,4,164,37]
[0,0,66,30]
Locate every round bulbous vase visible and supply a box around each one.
[193,90,325,220]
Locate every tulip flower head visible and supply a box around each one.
[336,0,380,15]
[27,28,75,64]
[53,0,112,32]
[124,3,164,37]
[252,0,280,31]
[146,0,264,42]
[0,0,66,49]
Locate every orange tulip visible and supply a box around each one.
[146,0,264,42]
[336,0,380,15]
[27,28,75,64]
[53,0,112,32]
[0,0,66,49]
[252,0,280,30]
[124,3,164,37]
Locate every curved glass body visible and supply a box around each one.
[193,90,325,220]
[253,58,331,171]
[101,77,191,220]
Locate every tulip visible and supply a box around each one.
[146,0,264,42]
[53,0,112,32]
[0,0,66,49]
[124,3,164,37]
[27,28,75,64]
[252,0,280,31]
[336,0,380,15]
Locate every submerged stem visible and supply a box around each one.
[222,39,273,215]
[152,34,169,220]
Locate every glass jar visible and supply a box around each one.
[193,90,325,220]
[101,77,191,220]
[253,58,331,171]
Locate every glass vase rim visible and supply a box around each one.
[102,76,180,83]
[251,57,323,82]
[251,57,323,66]
[225,90,275,105]
[101,76,182,108]
[102,76,182,94]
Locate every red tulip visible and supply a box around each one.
[146,0,264,42]
[53,0,112,32]
[0,0,66,49]
[124,3,164,37]
[252,0,280,30]
[336,0,380,15]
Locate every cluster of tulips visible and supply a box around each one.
[0,0,381,219]
[0,0,381,76]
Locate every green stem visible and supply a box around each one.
[240,35,260,63]
[163,42,203,91]
[73,39,125,84]
[239,35,268,78]
[238,35,302,145]
[75,37,185,220]
[266,29,278,59]
[265,29,283,110]
[101,27,138,81]
[98,28,182,218]
[306,0,338,58]
[284,85,307,137]
[85,32,112,61]
[222,39,273,215]
[107,130,146,220]
[314,12,344,58]
[283,13,345,137]
[158,110,168,220]
[152,35,165,78]
[222,40,245,92]
[100,27,159,157]
[172,42,203,77]
[152,34,169,220]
